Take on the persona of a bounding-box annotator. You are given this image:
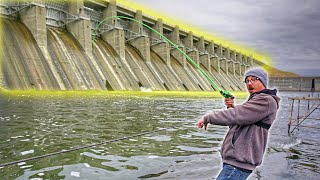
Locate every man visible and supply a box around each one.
[197,67,280,180]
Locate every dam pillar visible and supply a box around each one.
[249,56,255,67]
[236,52,242,76]
[185,31,193,49]
[241,65,246,76]
[249,56,253,67]
[198,36,210,72]
[169,26,186,67]
[207,41,219,72]
[248,56,253,68]
[168,25,179,44]
[197,36,206,52]
[211,56,220,73]
[226,47,230,59]
[102,0,125,60]
[218,44,227,74]
[200,54,211,72]
[128,10,150,61]
[224,47,229,75]
[240,55,245,76]
[185,31,199,65]
[151,18,170,65]
[19,3,47,49]
[242,55,248,73]
[187,51,199,66]
[207,41,215,55]
[67,0,92,56]
[228,49,235,75]
[171,46,187,67]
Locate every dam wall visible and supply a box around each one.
[0,0,263,91]
[270,77,320,92]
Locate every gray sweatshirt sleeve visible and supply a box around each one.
[204,95,271,126]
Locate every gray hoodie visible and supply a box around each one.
[204,89,280,171]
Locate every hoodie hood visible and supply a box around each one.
[249,89,280,108]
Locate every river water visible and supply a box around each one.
[0,91,319,180]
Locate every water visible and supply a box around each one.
[0,92,319,179]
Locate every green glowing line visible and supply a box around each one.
[94,16,234,98]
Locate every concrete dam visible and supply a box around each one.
[0,0,263,91]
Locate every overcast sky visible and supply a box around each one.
[130,0,320,77]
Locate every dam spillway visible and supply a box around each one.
[0,0,262,91]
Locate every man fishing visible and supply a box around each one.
[197,67,280,180]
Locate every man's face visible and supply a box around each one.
[245,76,266,95]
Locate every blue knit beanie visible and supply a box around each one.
[244,67,268,87]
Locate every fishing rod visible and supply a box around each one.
[94,16,234,99]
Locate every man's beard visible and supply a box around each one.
[248,86,254,90]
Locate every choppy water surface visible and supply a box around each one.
[0,92,319,179]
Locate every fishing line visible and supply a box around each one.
[94,16,234,99]
[0,16,236,168]
[0,127,173,167]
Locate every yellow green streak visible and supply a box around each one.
[0,89,248,99]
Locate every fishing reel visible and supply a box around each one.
[220,90,235,99]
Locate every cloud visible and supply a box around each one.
[131,0,320,76]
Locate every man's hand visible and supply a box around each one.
[197,118,208,130]
[225,98,235,108]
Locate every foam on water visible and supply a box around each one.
[17,162,26,166]
[176,145,214,152]
[144,135,172,141]
[20,165,33,169]
[281,139,302,149]
[140,87,152,92]
[148,155,159,159]
[70,171,80,177]
[21,149,34,155]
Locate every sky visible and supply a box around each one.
[130,0,320,77]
